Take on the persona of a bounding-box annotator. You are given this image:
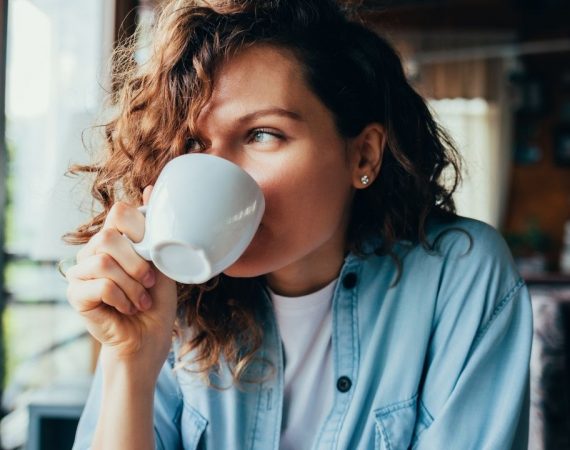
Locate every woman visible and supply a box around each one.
[67,1,533,449]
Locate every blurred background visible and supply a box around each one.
[0,0,569,448]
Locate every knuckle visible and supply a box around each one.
[98,228,117,245]
[96,253,115,271]
[109,201,130,221]
[133,263,150,281]
[100,279,118,299]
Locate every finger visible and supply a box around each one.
[76,228,155,288]
[67,278,138,316]
[142,185,153,206]
[66,253,152,311]
[102,201,146,243]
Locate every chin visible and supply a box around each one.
[222,227,273,279]
[222,264,265,279]
[222,246,272,278]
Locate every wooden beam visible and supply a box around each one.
[362,3,519,31]
[361,0,570,34]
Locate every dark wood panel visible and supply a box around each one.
[361,0,570,32]
[115,0,139,44]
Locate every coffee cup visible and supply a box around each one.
[126,153,265,284]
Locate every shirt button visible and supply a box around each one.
[337,376,352,393]
[342,272,358,289]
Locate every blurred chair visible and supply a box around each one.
[528,283,570,449]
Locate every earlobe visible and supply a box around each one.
[352,123,386,189]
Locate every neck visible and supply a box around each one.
[265,241,347,297]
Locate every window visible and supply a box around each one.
[428,97,511,228]
[1,1,114,446]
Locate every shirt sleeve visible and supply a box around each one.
[72,351,183,450]
[412,231,533,450]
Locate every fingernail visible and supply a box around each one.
[139,292,152,311]
[142,270,155,288]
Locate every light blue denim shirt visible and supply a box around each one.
[73,216,533,450]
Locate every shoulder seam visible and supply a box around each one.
[472,278,525,347]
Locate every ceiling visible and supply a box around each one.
[354,0,570,35]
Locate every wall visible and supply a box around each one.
[365,0,570,271]
[504,49,570,270]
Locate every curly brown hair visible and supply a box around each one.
[64,0,462,387]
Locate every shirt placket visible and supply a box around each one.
[312,258,361,449]
[248,288,285,450]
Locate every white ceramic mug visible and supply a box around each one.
[126,153,265,284]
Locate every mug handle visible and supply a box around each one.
[123,205,152,261]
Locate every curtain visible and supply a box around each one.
[388,32,515,228]
[428,95,512,229]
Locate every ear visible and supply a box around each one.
[349,123,386,189]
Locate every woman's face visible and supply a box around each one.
[194,45,358,295]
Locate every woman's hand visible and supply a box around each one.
[65,186,178,370]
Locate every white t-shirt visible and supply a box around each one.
[269,278,338,450]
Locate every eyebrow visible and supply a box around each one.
[237,108,304,123]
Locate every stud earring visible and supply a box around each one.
[360,174,370,186]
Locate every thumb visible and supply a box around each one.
[142,185,154,206]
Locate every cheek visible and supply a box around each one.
[256,175,290,223]
[257,157,352,228]
[227,148,353,276]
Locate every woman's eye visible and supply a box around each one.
[248,129,283,144]
[186,138,204,152]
